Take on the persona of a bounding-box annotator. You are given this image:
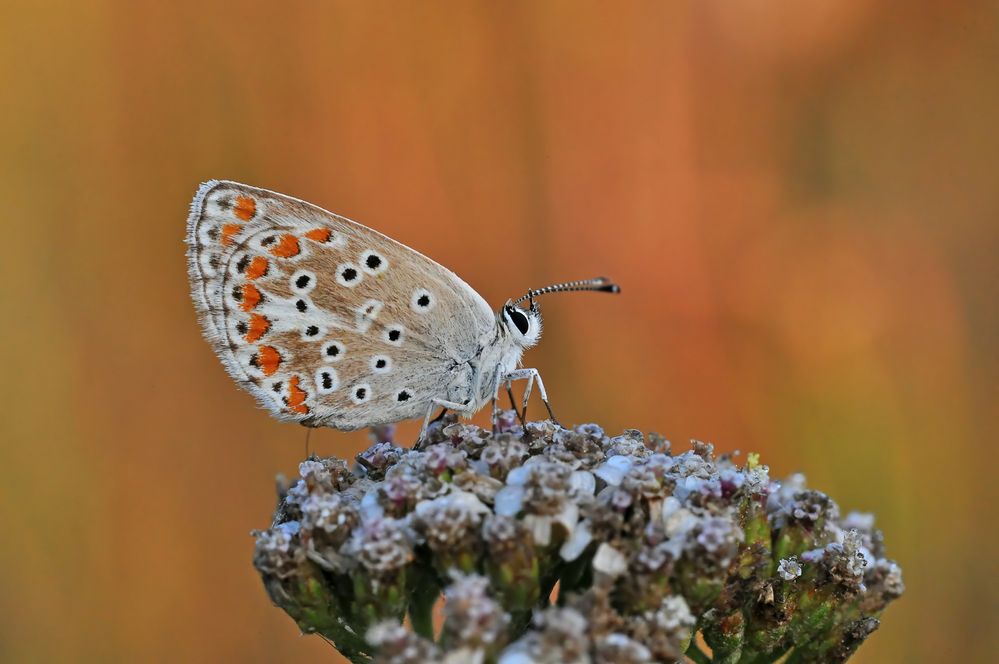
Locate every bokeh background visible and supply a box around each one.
[2,1,996,661]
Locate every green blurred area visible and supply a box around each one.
[1,2,995,661]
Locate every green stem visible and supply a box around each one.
[409,600,436,643]
[321,619,371,661]
[686,640,712,664]
[508,608,534,640]
[556,550,593,600]
[784,648,806,664]
[345,653,372,664]
[406,561,440,641]
[737,644,792,664]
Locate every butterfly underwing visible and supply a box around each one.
[186,181,619,433]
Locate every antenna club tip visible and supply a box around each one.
[594,277,620,294]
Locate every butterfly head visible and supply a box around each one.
[501,301,543,348]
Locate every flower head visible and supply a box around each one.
[253,420,902,662]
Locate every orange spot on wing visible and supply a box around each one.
[286,375,310,414]
[257,346,281,376]
[304,228,331,243]
[234,195,256,221]
[239,283,262,312]
[221,223,241,246]
[246,256,269,280]
[269,234,300,258]
[245,314,270,342]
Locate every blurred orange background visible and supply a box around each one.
[2,2,995,662]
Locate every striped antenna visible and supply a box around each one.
[512,276,620,307]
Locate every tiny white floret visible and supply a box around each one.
[594,455,634,486]
[593,542,628,576]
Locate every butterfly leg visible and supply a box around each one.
[491,365,525,433]
[505,380,527,427]
[490,367,503,433]
[506,381,523,422]
[503,368,560,427]
[419,398,476,444]
[520,372,535,422]
[429,408,450,425]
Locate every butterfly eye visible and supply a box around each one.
[507,307,530,336]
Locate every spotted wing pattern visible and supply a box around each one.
[186,181,495,429]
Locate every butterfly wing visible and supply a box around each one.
[186,180,496,429]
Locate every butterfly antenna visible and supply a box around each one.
[513,276,620,308]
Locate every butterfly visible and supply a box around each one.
[186,181,619,439]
